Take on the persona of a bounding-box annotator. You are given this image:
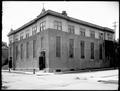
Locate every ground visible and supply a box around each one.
[2,69,118,90]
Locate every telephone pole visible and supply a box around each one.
[113,21,118,41]
[113,21,117,31]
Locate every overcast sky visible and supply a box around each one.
[2,1,119,44]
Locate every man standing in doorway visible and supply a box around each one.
[39,53,43,70]
[39,51,45,70]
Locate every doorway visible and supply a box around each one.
[39,51,45,70]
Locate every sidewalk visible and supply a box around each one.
[2,70,34,75]
[2,69,54,76]
[2,69,118,90]
[57,67,118,74]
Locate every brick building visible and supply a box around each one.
[2,42,9,69]
[8,9,114,72]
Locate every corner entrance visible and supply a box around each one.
[39,51,45,70]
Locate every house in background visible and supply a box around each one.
[7,8,115,72]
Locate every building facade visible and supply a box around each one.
[8,9,114,72]
[2,42,9,69]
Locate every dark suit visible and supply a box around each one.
[9,59,12,68]
[39,56,43,70]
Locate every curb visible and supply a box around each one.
[2,70,34,75]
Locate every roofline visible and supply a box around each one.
[46,10,114,33]
[8,10,114,36]
[7,11,48,36]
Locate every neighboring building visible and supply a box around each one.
[2,42,9,69]
[7,8,115,72]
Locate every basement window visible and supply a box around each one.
[56,69,61,72]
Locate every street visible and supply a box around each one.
[2,69,118,90]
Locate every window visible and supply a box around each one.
[40,21,46,31]
[99,32,104,40]
[21,44,23,59]
[81,41,85,58]
[68,25,75,34]
[26,33,29,38]
[91,42,94,59]
[25,29,30,38]
[26,42,29,58]
[16,45,18,60]
[90,30,95,38]
[107,33,113,40]
[15,34,18,41]
[41,37,44,49]
[10,47,12,57]
[33,40,36,58]
[69,39,74,58]
[20,36,23,40]
[9,37,12,44]
[56,36,61,57]
[15,38,18,41]
[99,44,102,59]
[32,26,37,35]
[20,32,24,40]
[54,21,62,30]
[80,27,86,36]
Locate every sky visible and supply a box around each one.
[2,1,119,44]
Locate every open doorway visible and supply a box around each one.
[39,51,45,70]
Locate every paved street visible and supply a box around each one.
[2,69,118,90]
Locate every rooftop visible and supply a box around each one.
[8,9,114,36]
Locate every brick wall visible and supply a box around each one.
[48,29,106,72]
[12,30,49,70]
[10,28,109,72]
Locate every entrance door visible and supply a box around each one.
[39,51,45,70]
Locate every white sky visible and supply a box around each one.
[2,1,119,44]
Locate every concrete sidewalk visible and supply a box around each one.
[2,70,54,76]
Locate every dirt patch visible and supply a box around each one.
[98,80,118,84]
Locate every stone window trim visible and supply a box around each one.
[16,45,18,60]
[107,33,113,40]
[99,32,104,40]
[26,33,30,38]
[40,21,46,32]
[69,39,74,58]
[20,32,24,40]
[99,43,103,60]
[33,39,36,58]
[68,25,75,34]
[14,34,19,41]
[56,36,61,57]
[32,25,37,35]
[20,43,24,59]
[90,30,95,38]
[26,42,29,58]
[91,42,94,59]
[54,20,62,31]
[80,27,86,36]
[81,40,85,59]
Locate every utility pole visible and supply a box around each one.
[112,21,118,68]
[112,21,118,41]
[113,21,117,31]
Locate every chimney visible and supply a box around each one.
[62,11,67,16]
[10,28,13,32]
[40,8,46,14]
